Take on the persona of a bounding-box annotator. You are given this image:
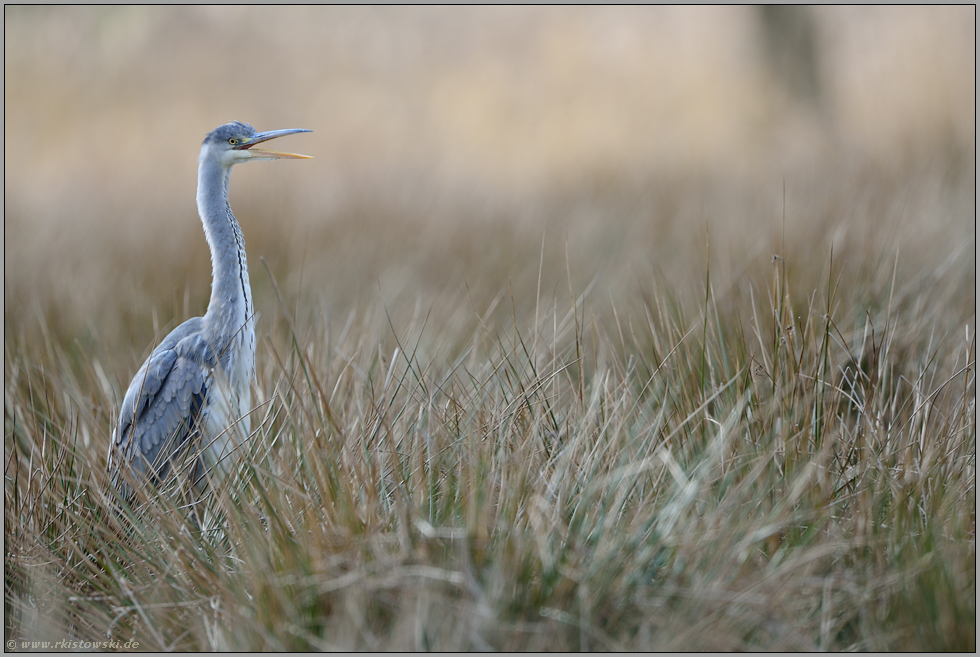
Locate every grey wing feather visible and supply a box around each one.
[111,327,214,492]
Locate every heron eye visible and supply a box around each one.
[228,138,238,145]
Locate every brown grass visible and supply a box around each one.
[4,6,975,651]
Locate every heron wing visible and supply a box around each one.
[112,331,214,488]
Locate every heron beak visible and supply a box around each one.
[237,128,313,159]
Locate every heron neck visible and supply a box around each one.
[197,158,253,347]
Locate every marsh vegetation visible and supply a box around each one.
[5,6,975,650]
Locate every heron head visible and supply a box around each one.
[201,121,312,167]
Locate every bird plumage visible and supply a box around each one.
[108,122,310,498]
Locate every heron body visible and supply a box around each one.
[108,122,311,497]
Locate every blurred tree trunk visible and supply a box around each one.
[757,5,822,109]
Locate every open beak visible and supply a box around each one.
[236,128,312,159]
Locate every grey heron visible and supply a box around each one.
[108,122,311,499]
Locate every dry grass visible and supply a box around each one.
[5,159,975,650]
[4,6,976,651]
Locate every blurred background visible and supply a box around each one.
[4,6,975,355]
